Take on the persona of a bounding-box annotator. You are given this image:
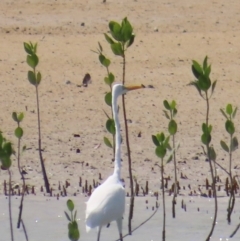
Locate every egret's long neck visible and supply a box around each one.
[112,92,121,179]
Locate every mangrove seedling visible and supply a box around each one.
[220,104,238,223]
[12,112,28,240]
[152,132,173,241]
[0,132,14,241]
[189,56,218,241]
[163,99,179,218]
[65,199,80,241]
[93,42,116,157]
[23,42,50,193]
[12,112,26,227]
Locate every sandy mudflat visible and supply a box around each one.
[1,0,240,240]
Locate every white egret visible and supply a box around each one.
[86,83,145,241]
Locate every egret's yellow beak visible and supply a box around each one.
[125,84,145,91]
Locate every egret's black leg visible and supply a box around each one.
[97,227,102,241]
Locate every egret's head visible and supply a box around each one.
[113,83,145,97]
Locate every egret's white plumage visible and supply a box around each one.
[85,83,144,241]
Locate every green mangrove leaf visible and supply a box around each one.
[152,135,159,146]
[108,72,115,84]
[168,119,177,135]
[198,75,211,91]
[201,133,211,145]
[12,112,18,122]
[164,153,173,165]
[126,33,135,48]
[192,60,202,78]
[18,113,24,122]
[104,77,110,86]
[205,65,211,78]
[121,17,133,42]
[203,56,208,72]
[225,120,235,135]
[104,137,113,148]
[74,210,77,221]
[111,43,124,57]
[164,136,171,149]
[105,92,112,106]
[106,119,115,135]
[99,54,111,68]
[208,125,212,133]
[98,42,103,52]
[220,140,229,152]
[67,199,74,212]
[157,132,165,143]
[232,107,237,119]
[155,146,166,159]
[220,108,228,120]
[209,146,216,161]
[170,100,176,110]
[226,104,233,116]
[188,81,203,98]
[173,108,178,117]
[3,142,13,156]
[202,123,208,134]
[15,127,23,139]
[27,54,39,69]
[0,155,12,169]
[36,72,41,85]
[211,80,217,95]
[68,221,80,241]
[23,42,33,55]
[104,33,114,44]
[104,73,115,86]
[231,136,238,152]
[163,110,170,120]
[163,100,170,110]
[28,70,36,85]
[109,21,122,41]
[64,211,71,222]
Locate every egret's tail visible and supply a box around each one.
[86,225,91,233]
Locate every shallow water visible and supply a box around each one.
[0,195,240,241]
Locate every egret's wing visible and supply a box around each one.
[86,183,125,230]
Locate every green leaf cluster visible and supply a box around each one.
[220,104,238,153]
[209,146,217,161]
[201,123,212,145]
[106,118,115,135]
[105,92,112,106]
[65,199,80,241]
[94,41,116,150]
[220,104,237,135]
[94,18,135,151]
[12,112,24,139]
[104,73,115,87]
[0,132,13,170]
[102,110,115,150]
[163,100,178,135]
[99,54,111,68]
[24,42,41,86]
[105,17,135,57]
[152,133,171,161]
[189,56,217,98]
